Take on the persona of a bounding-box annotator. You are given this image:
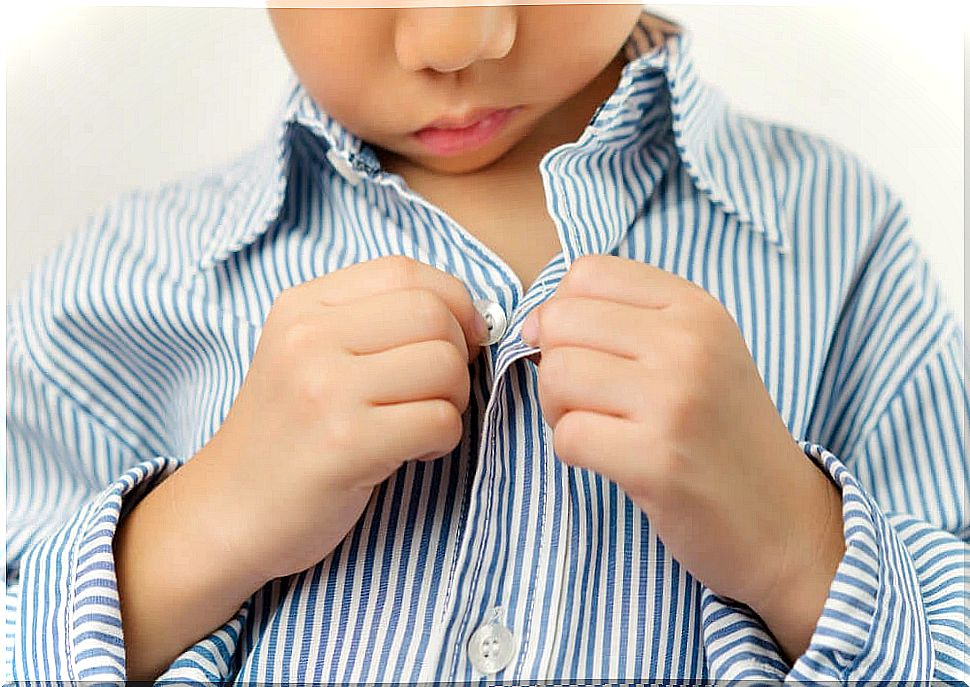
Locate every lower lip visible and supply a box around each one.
[413,107,520,156]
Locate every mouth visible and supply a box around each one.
[412,106,522,156]
[422,106,512,130]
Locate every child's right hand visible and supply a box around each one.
[197,255,488,585]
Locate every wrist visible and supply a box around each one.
[750,460,846,663]
[187,435,275,591]
[114,450,265,680]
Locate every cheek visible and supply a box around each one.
[299,66,370,125]
[517,7,641,98]
[290,60,378,141]
[269,9,390,131]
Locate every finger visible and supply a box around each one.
[292,255,486,360]
[551,409,639,486]
[336,288,470,362]
[357,339,470,413]
[527,296,662,360]
[364,398,464,466]
[536,346,645,426]
[556,254,696,308]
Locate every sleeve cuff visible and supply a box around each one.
[13,455,251,682]
[700,439,935,683]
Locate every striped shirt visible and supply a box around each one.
[6,10,968,683]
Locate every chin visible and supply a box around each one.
[416,154,503,175]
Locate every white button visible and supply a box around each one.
[326,148,362,185]
[467,606,516,674]
[473,298,508,345]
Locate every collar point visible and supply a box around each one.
[754,216,793,255]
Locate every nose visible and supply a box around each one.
[394,6,517,73]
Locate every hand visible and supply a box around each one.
[198,255,489,585]
[520,254,845,662]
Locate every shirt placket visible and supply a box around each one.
[412,252,584,684]
[350,131,627,682]
[347,164,522,682]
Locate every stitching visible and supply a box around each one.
[437,354,484,619]
[448,376,504,679]
[513,382,549,675]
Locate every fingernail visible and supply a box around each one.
[521,312,538,345]
[473,310,490,343]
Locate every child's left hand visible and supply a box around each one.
[520,254,845,662]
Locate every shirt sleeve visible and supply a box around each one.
[5,298,252,681]
[699,194,969,683]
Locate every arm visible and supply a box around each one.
[701,193,969,683]
[114,432,267,680]
[5,224,256,682]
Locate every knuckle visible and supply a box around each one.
[455,365,472,410]
[409,291,452,336]
[552,412,584,462]
[427,400,463,444]
[293,373,330,408]
[268,286,304,322]
[673,327,710,372]
[321,412,358,455]
[538,299,568,340]
[430,342,471,412]
[384,255,420,288]
[562,254,600,292]
[693,290,733,327]
[280,320,318,355]
[539,347,571,394]
[436,340,468,377]
[455,377,471,414]
[425,339,466,381]
[659,384,701,439]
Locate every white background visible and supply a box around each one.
[5,4,966,324]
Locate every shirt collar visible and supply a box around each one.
[195,9,790,274]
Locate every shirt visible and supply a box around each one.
[5,9,969,684]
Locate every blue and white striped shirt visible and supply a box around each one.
[6,11,968,683]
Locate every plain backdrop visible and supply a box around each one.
[5,4,965,324]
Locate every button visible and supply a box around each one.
[473,298,507,345]
[467,606,516,675]
[326,148,362,186]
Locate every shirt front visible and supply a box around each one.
[6,10,969,684]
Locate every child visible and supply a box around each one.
[6,5,967,684]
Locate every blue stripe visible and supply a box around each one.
[6,10,967,685]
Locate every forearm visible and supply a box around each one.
[114,443,267,681]
[704,436,967,683]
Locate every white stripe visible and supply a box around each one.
[6,10,967,684]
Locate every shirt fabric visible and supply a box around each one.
[5,10,969,684]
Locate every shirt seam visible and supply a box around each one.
[840,319,959,462]
[8,320,146,458]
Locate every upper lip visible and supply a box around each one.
[419,107,512,131]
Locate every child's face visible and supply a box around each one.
[268,5,643,175]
